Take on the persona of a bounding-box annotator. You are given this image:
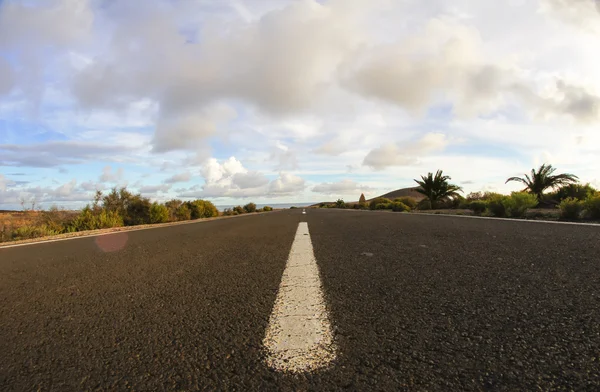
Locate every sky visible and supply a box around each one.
[0,0,599,210]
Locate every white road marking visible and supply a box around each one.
[263,222,335,373]
[302,209,306,214]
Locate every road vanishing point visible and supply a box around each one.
[1,209,600,391]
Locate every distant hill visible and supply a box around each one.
[310,187,425,207]
[369,187,425,201]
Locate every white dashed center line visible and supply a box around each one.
[263,222,335,373]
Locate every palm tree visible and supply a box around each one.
[414,170,462,209]
[505,164,578,203]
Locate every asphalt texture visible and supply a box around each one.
[1,209,600,391]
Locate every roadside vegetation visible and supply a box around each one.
[0,187,273,243]
[318,164,600,223]
[222,203,273,216]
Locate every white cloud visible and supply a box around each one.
[312,179,373,196]
[99,166,124,183]
[540,0,600,34]
[139,184,171,194]
[164,172,192,184]
[268,173,305,196]
[152,103,236,152]
[180,156,305,198]
[363,133,449,170]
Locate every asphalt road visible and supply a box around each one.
[1,209,599,391]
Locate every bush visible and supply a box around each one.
[263,206,273,212]
[486,194,508,217]
[358,202,368,209]
[335,199,346,209]
[11,225,60,240]
[375,203,392,210]
[466,192,484,201]
[175,204,191,221]
[244,203,257,213]
[394,197,417,210]
[124,195,152,226]
[369,198,392,210]
[468,201,487,215]
[417,199,432,210]
[222,208,234,216]
[233,205,245,214]
[69,206,124,231]
[504,192,538,218]
[552,183,597,202]
[150,203,169,223]
[41,206,73,233]
[391,202,410,212]
[584,194,600,219]
[187,199,218,219]
[559,197,583,220]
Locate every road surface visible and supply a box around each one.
[1,209,599,391]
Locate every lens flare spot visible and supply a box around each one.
[95,233,128,252]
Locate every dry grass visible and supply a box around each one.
[0,210,79,243]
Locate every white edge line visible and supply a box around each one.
[0,211,280,249]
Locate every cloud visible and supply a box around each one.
[0,57,15,95]
[99,166,124,183]
[179,156,305,198]
[0,142,134,167]
[152,103,236,152]
[164,172,192,184]
[138,184,171,194]
[554,80,600,122]
[232,171,270,189]
[0,0,94,105]
[541,0,600,33]
[0,178,92,208]
[363,133,448,170]
[0,174,12,192]
[270,142,299,170]
[341,18,513,116]
[311,179,373,196]
[268,173,305,196]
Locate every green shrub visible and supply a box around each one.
[358,202,368,210]
[553,183,597,202]
[467,201,486,215]
[11,225,60,240]
[466,192,484,201]
[290,206,297,209]
[175,204,191,221]
[222,208,234,216]
[244,203,257,213]
[559,197,583,220]
[504,192,538,218]
[335,199,346,209]
[394,197,417,210]
[263,206,273,212]
[69,207,124,231]
[375,202,391,210]
[584,194,600,219]
[165,199,183,221]
[124,195,152,226]
[233,205,245,214]
[149,203,169,223]
[369,198,392,210]
[187,199,218,219]
[391,201,410,212]
[417,199,432,210]
[486,194,508,217]
[40,206,72,233]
